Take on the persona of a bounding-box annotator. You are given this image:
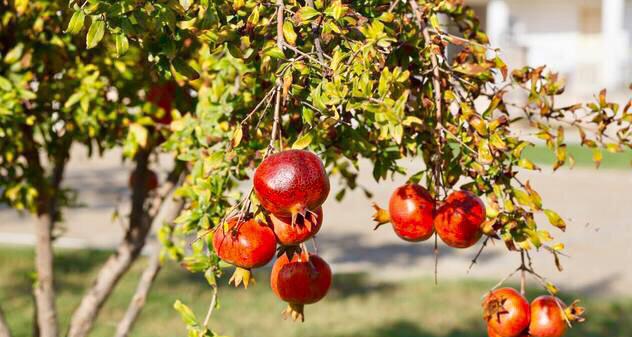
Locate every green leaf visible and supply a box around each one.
[4,43,24,64]
[66,10,86,35]
[171,59,200,80]
[114,34,129,58]
[173,300,197,326]
[544,209,566,231]
[86,19,106,49]
[296,6,320,24]
[292,133,313,149]
[282,21,297,46]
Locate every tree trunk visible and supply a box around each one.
[0,305,11,337]
[33,213,59,337]
[66,152,181,337]
[113,196,183,337]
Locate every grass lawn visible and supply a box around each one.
[523,144,632,170]
[0,245,630,337]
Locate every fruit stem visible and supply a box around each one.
[520,250,526,296]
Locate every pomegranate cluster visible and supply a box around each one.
[373,184,485,249]
[483,288,584,337]
[212,150,332,322]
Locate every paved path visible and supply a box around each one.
[1,149,631,297]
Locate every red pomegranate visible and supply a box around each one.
[434,190,485,248]
[212,217,276,288]
[483,288,531,337]
[528,296,568,337]
[128,169,159,191]
[253,150,330,221]
[269,207,323,246]
[487,325,529,337]
[147,82,177,125]
[270,252,332,322]
[386,184,435,242]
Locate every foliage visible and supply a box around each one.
[1,0,631,336]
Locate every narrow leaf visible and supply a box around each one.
[86,19,106,49]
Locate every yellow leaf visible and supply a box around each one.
[292,133,313,150]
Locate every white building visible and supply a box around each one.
[468,0,631,93]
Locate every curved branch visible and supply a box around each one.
[113,195,184,337]
[0,305,11,337]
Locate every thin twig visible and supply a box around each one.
[520,250,526,296]
[305,0,326,65]
[468,237,490,273]
[240,87,277,126]
[202,284,219,328]
[282,42,331,69]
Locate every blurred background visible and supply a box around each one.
[0,1,631,337]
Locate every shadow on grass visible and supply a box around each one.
[336,320,486,337]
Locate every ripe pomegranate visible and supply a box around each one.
[253,150,330,221]
[487,325,529,337]
[269,207,323,246]
[528,296,568,337]
[483,288,531,337]
[212,217,276,288]
[434,190,485,248]
[128,169,159,191]
[270,252,332,322]
[382,184,435,242]
[147,82,176,125]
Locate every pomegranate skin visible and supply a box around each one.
[128,169,159,191]
[270,253,332,305]
[212,218,276,269]
[147,82,176,125]
[487,325,529,337]
[388,184,435,242]
[434,190,485,248]
[483,288,531,337]
[529,296,568,337]
[269,207,323,246]
[253,150,330,217]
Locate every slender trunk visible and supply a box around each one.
[0,305,11,337]
[114,196,183,337]
[33,213,58,337]
[67,153,181,337]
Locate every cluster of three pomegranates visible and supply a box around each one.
[483,288,584,337]
[375,184,486,248]
[211,150,333,321]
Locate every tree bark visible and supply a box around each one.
[34,213,58,337]
[0,305,11,337]
[114,196,184,337]
[66,152,180,337]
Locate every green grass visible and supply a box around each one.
[0,245,630,337]
[524,144,632,170]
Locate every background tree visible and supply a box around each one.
[0,0,630,337]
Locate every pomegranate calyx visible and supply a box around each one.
[229,267,255,288]
[277,245,302,260]
[282,303,305,322]
[565,300,586,323]
[371,202,391,228]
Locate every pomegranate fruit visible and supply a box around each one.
[528,296,568,337]
[483,288,531,337]
[270,252,332,322]
[434,190,485,248]
[147,82,176,125]
[212,217,276,288]
[253,150,330,221]
[487,325,529,337]
[269,207,323,246]
[128,169,159,191]
[380,184,435,242]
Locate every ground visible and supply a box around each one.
[0,246,630,337]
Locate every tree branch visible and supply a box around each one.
[113,194,184,337]
[67,152,181,337]
[276,0,285,50]
[0,305,11,337]
[304,0,325,65]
